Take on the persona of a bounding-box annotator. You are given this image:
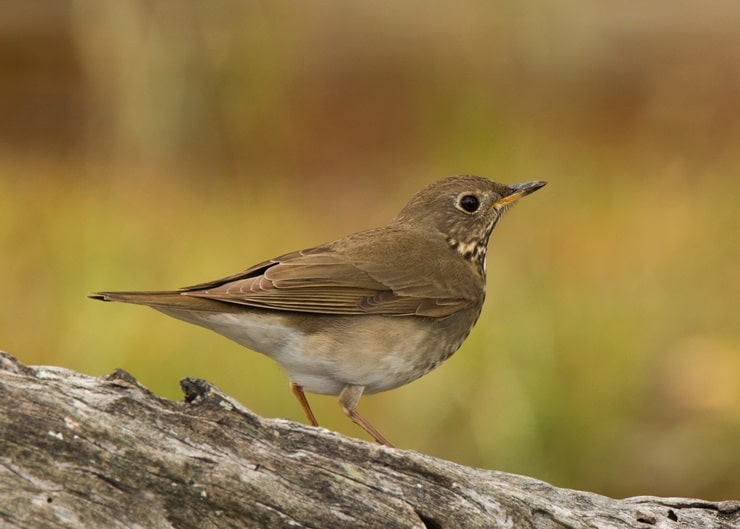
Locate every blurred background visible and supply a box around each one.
[1,0,738,500]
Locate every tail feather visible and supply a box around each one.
[89,290,181,304]
[89,291,242,313]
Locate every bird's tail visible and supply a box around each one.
[89,291,236,313]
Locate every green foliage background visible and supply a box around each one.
[1,1,738,500]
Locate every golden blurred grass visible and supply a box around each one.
[0,0,739,500]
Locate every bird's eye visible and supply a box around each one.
[459,194,480,213]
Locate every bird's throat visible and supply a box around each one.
[446,237,488,278]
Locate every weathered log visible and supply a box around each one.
[0,351,737,528]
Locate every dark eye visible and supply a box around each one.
[459,194,480,213]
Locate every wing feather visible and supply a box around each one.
[181,228,481,318]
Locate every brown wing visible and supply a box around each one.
[181,228,482,318]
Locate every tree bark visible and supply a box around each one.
[0,351,736,529]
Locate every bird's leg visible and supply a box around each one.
[290,382,319,426]
[338,385,394,447]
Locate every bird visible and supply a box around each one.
[90,175,546,446]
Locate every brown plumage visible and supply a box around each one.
[91,175,546,446]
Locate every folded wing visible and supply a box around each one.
[182,228,481,318]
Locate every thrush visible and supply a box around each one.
[91,175,546,446]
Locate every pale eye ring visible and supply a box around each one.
[458,194,480,213]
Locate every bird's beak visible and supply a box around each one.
[491,180,547,209]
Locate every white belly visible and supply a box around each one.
[155,306,444,396]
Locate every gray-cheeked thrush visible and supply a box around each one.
[91,175,546,446]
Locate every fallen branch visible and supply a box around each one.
[0,351,737,529]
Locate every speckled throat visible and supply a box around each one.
[446,233,491,278]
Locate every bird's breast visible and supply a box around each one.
[165,306,483,396]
